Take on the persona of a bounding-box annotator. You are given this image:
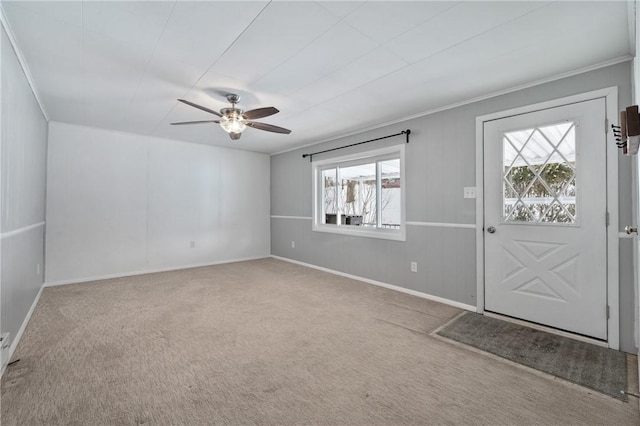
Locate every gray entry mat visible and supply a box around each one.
[437,312,628,401]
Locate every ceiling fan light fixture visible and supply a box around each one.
[219,107,246,134]
[220,117,246,134]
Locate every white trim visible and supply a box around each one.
[0,221,44,240]
[475,87,620,350]
[0,7,49,122]
[406,221,476,229]
[605,87,620,351]
[0,1,3,373]
[311,224,406,241]
[270,56,632,157]
[477,88,617,123]
[270,215,312,220]
[43,255,268,287]
[1,284,44,376]
[271,255,477,312]
[475,112,486,315]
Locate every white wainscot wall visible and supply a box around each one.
[45,122,271,284]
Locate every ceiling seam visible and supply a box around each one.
[294,0,459,91]
[272,2,459,122]
[249,2,371,92]
[273,1,554,127]
[354,0,460,49]
[393,0,556,65]
[246,2,455,131]
[287,1,558,123]
[148,0,273,136]
[248,1,460,93]
[120,1,178,128]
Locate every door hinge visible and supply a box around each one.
[606,305,610,319]
[605,118,609,134]
[605,212,610,226]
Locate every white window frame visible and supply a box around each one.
[312,145,406,241]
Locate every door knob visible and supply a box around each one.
[487,226,496,234]
[625,225,637,235]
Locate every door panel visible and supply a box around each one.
[484,98,607,339]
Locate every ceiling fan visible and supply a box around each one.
[171,94,291,140]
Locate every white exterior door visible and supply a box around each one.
[484,98,608,340]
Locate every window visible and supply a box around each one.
[312,145,405,241]
[502,121,576,224]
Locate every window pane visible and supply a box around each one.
[339,163,376,226]
[502,122,576,224]
[380,159,401,228]
[313,147,404,240]
[322,168,337,224]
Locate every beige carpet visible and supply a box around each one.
[1,258,638,425]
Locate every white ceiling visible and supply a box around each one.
[1,1,632,154]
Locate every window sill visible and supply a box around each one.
[312,224,406,241]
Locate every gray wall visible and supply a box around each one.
[0,26,48,357]
[271,61,636,353]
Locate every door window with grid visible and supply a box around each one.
[502,121,577,224]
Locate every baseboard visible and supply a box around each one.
[271,255,477,312]
[1,283,44,377]
[44,255,269,287]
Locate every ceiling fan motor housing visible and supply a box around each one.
[220,108,244,120]
[226,94,241,104]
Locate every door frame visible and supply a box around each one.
[475,87,620,349]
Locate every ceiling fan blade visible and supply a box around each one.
[246,121,291,134]
[229,132,242,140]
[243,107,279,120]
[177,99,222,117]
[170,120,221,125]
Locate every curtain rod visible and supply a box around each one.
[302,129,410,162]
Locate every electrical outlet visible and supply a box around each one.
[190,241,195,248]
[463,187,476,199]
[410,261,418,273]
[291,241,295,248]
